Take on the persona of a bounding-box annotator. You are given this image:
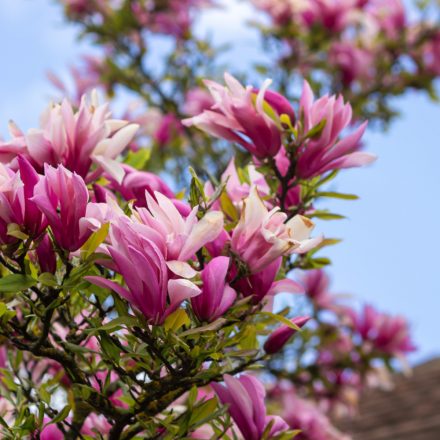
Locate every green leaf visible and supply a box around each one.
[47,405,71,425]
[7,223,28,240]
[0,274,36,292]
[189,398,218,426]
[80,223,109,260]
[180,318,227,337]
[85,316,139,334]
[0,303,7,318]
[188,167,206,208]
[220,191,238,221]
[316,191,359,200]
[305,118,326,139]
[259,312,301,331]
[98,332,121,362]
[310,210,345,220]
[164,308,190,332]
[38,273,58,287]
[124,148,151,169]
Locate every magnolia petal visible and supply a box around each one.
[179,211,224,261]
[85,276,132,303]
[268,279,304,296]
[92,155,126,185]
[168,279,201,307]
[286,214,315,241]
[166,260,198,279]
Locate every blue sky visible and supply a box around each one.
[0,1,439,362]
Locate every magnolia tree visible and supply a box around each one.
[0,0,432,439]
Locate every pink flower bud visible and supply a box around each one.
[264,316,310,354]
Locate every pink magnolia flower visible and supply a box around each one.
[235,257,304,303]
[154,113,183,148]
[47,55,105,106]
[35,234,57,274]
[301,269,335,309]
[0,92,139,183]
[40,419,64,440]
[264,316,310,354]
[86,219,200,324]
[81,413,111,436]
[231,187,321,273]
[301,0,356,32]
[212,374,289,440]
[132,0,209,38]
[368,0,405,39]
[31,165,90,252]
[294,80,375,179]
[329,42,375,86]
[134,190,224,262]
[191,256,236,322]
[183,73,292,158]
[105,164,174,207]
[0,158,45,245]
[282,391,351,440]
[183,87,215,116]
[344,304,416,357]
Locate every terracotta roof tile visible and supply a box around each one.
[338,358,440,440]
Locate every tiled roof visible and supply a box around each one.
[338,358,440,440]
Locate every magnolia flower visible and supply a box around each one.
[134,190,224,262]
[191,256,237,322]
[282,391,352,440]
[301,0,356,32]
[212,374,289,440]
[294,80,375,179]
[183,87,215,116]
[368,0,405,39]
[86,219,200,324]
[329,42,375,86]
[231,187,321,273]
[236,257,304,303]
[0,91,139,183]
[31,164,90,252]
[106,164,175,208]
[344,304,416,357]
[302,269,335,309]
[0,158,45,245]
[264,316,310,354]
[131,0,208,38]
[35,234,57,274]
[183,73,293,158]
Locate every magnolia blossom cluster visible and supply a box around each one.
[62,0,212,39]
[0,86,325,437]
[263,269,416,439]
[252,0,440,94]
[184,73,375,212]
[0,74,412,438]
[131,0,213,38]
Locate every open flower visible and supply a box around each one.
[86,219,200,324]
[294,80,374,179]
[343,304,416,357]
[0,92,139,183]
[183,73,293,158]
[134,190,224,262]
[231,187,321,273]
